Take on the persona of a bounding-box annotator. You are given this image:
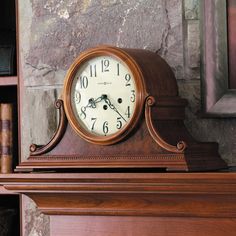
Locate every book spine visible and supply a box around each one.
[1,103,13,174]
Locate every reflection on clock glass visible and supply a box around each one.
[71,55,137,136]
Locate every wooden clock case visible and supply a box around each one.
[17,46,227,172]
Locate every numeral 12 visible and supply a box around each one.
[101,60,109,72]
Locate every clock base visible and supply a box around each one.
[17,154,227,172]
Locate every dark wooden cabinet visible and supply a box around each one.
[0,0,18,168]
[2,172,236,236]
[0,1,20,235]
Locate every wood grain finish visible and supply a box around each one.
[2,172,236,216]
[2,172,236,236]
[0,76,18,86]
[50,216,236,236]
[21,46,227,171]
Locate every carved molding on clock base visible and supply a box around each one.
[17,151,227,172]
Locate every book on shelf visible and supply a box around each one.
[0,29,16,76]
[0,103,13,174]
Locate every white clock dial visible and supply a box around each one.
[70,55,137,137]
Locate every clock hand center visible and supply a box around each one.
[94,94,107,104]
[88,98,96,108]
[86,94,108,109]
[104,97,127,122]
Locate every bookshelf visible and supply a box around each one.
[0,0,18,166]
[0,0,18,170]
[0,0,20,235]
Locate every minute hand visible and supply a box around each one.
[104,98,127,122]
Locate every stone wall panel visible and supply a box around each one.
[18,0,236,235]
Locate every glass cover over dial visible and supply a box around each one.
[70,55,137,137]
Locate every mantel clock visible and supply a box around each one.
[17,45,227,171]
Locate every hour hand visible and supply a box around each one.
[88,98,96,108]
[88,94,108,108]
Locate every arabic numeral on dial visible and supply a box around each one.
[80,76,88,89]
[125,74,131,86]
[130,90,135,102]
[125,106,131,118]
[101,59,109,72]
[80,106,87,119]
[116,117,122,129]
[91,117,97,131]
[74,91,81,104]
[90,64,97,77]
[103,121,109,136]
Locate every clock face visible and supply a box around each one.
[63,46,146,145]
[70,55,137,137]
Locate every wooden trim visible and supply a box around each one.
[16,0,23,167]
[200,0,236,117]
[1,172,236,217]
[0,76,18,86]
[0,185,17,194]
[2,172,236,189]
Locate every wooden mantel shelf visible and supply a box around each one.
[1,172,236,217]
